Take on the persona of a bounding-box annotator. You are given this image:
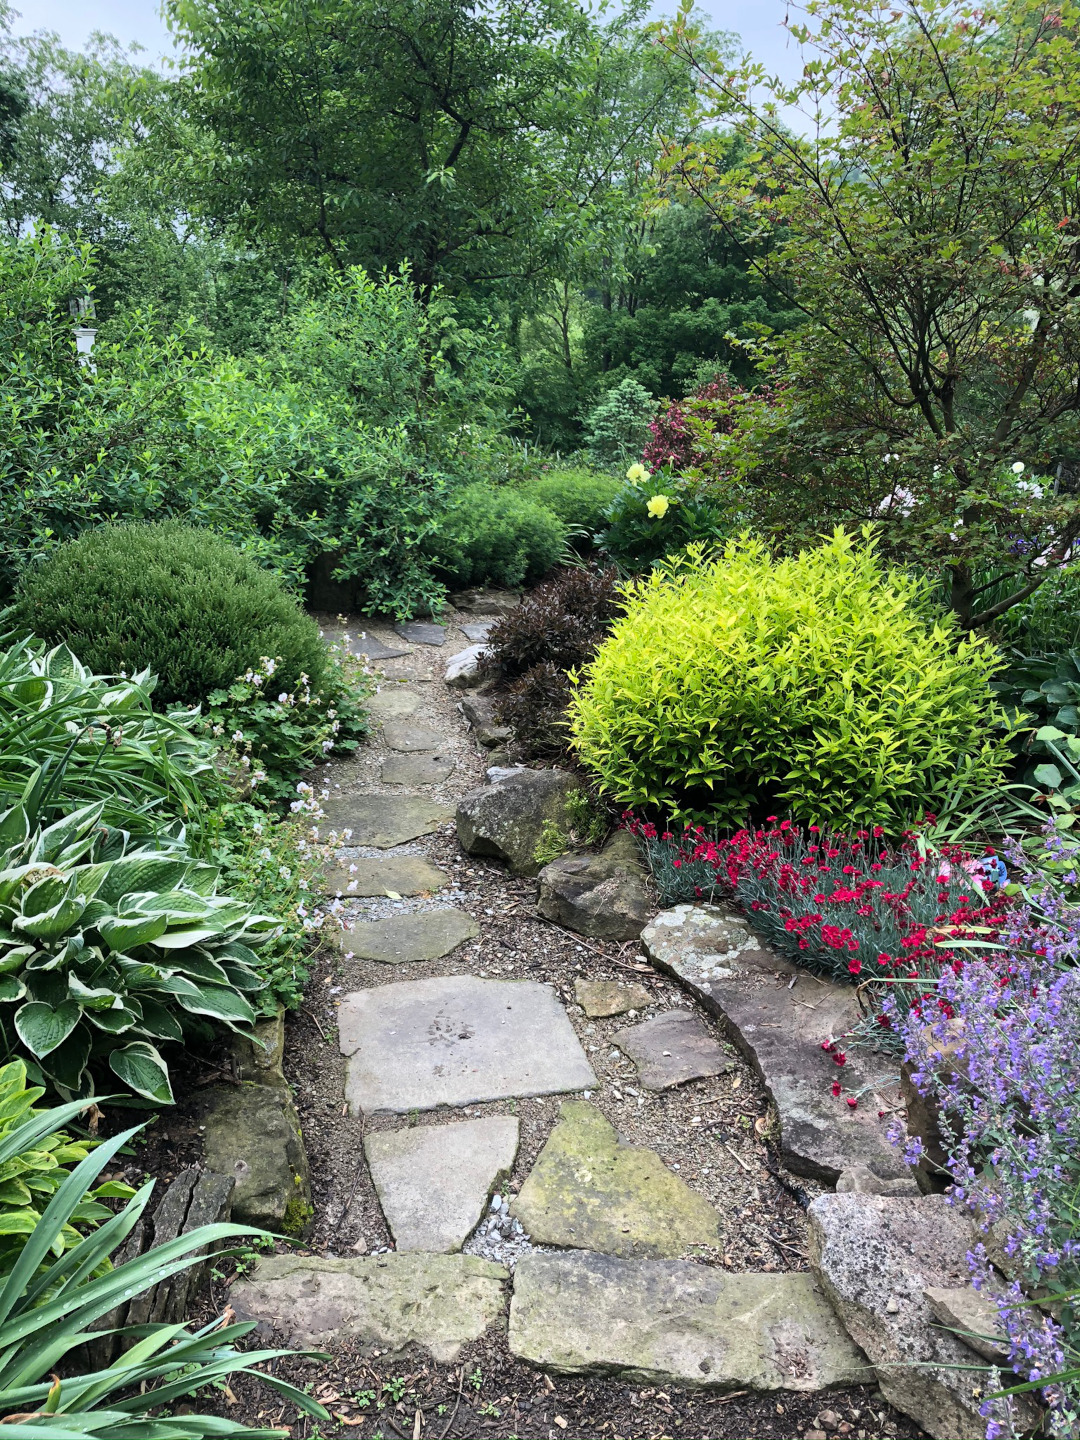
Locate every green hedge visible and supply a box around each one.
[423,482,567,589]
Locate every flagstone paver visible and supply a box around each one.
[365,1117,519,1252]
[460,619,497,642]
[380,751,455,786]
[320,794,452,848]
[612,1010,733,1091]
[395,621,447,646]
[574,979,653,1018]
[381,721,446,752]
[318,856,447,898]
[231,1252,507,1360]
[341,909,480,965]
[337,975,596,1114]
[509,1252,868,1390]
[642,904,907,1182]
[365,688,423,720]
[349,634,411,661]
[510,1101,722,1257]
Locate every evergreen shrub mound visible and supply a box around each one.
[12,521,326,708]
[424,481,566,589]
[521,469,621,540]
[570,530,1010,829]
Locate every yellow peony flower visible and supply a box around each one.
[646,494,670,519]
[625,463,648,486]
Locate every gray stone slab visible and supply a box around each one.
[923,1285,1009,1365]
[320,856,448,898]
[642,905,906,1182]
[382,721,447,752]
[445,644,489,688]
[338,975,597,1115]
[809,1194,1038,1438]
[538,832,650,942]
[509,1252,868,1391]
[574,980,652,1018]
[448,588,521,616]
[380,751,455,786]
[461,620,497,642]
[612,1010,733,1091]
[456,768,579,876]
[342,909,480,965]
[320,794,452,848]
[365,1117,519,1252]
[231,1252,507,1361]
[350,633,411,661]
[511,1101,721,1258]
[395,621,447,646]
[366,688,423,720]
[194,1082,311,1235]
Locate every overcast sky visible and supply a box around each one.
[15,0,807,83]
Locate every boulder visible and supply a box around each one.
[448,588,521,616]
[923,1286,1010,1366]
[456,768,579,876]
[509,1252,868,1391]
[808,1193,1038,1439]
[836,1162,922,1198]
[445,645,489,688]
[232,1252,507,1361]
[642,905,909,1183]
[229,1005,285,1086]
[537,831,651,941]
[195,1082,313,1236]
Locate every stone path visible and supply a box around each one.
[228,602,944,1439]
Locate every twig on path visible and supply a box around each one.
[437,1367,466,1440]
[711,1390,749,1406]
[722,1142,755,1173]
[525,910,654,974]
[301,1005,328,1042]
[767,1232,807,1260]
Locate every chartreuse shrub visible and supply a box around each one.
[0,1079,328,1437]
[570,530,1009,829]
[12,522,327,709]
[423,482,567,589]
[519,469,621,541]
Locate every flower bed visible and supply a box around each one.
[625,814,1011,1039]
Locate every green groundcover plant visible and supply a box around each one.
[422,481,567,589]
[570,529,1010,828]
[0,1077,329,1437]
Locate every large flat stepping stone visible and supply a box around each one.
[642,905,907,1183]
[511,1101,721,1257]
[231,1252,506,1361]
[320,856,447,898]
[366,688,423,720]
[365,1117,519,1252]
[338,975,597,1115]
[342,909,479,965]
[612,1010,732,1091]
[509,1252,866,1391]
[809,1193,1038,1436]
[395,621,447,646]
[349,633,411,661]
[320,794,451,848]
[574,979,652,1018]
[382,720,446,752]
[380,751,455,786]
[460,619,496,642]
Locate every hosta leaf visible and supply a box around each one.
[0,1209,39,1235]
[15,890,86,941]
[152,925,228,949]
[137,998,184,1042]
[96,856,193,906]
[0,976,26,1003]
[86,1007,138,1034]
[1034,762,1063,789]
[0,944,38,975]
[174,983,256,1026]
[38,1024,91,1091]
[22,970,66,1006]
[14,1000,81,1057]
[109,1040,174,1103]
[135,891,213,919]
[221,962,262,991]
[184,862,221,895]
[215,940,261,968]
[161,949,229,984]
[67,975,121,1011]
[0,1178,31,1206]
[96,913,169,950]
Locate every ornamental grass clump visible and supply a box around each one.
[626,814,1010,1038]
[570,530,1010,829]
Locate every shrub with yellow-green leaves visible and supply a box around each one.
[569,530,1009,829]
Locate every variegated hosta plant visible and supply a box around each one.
[0,801,279,1103]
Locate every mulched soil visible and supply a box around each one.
[130,604,926,1440]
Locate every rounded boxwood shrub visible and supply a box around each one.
[520,469,621,540]
[12,521,327,707]
[569,529,1010,829]
[424,482,566,589]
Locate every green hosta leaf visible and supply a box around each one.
[20,875,68,918]
[67,975,121,1011]
[14,882,86,941]
[29,802,106,864]
[0,806,29,848]
[221,962,262,992]
[137,998,184,1042]
[14,1000,80,1057]
[96,913,169,950]
[0,1208,39,1235]
[134,891,214,920]
[174,983,256,1026]
[0,1178,32,1206]
[1036,725,1068,742]
[96,856,193,906]
[23,970,66,1006]
[109,1040,174,1103]
[0,944,39,975]
[0,976,27,1003]
[161,949,229,984]
[86,1007,138,1035]
[215,940,261,968]
[184,862,221,895]
[152,925,229,949]
[38,1024,91,1090]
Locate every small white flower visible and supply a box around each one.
[232,730,245,743]
[1011,461,1026,474]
